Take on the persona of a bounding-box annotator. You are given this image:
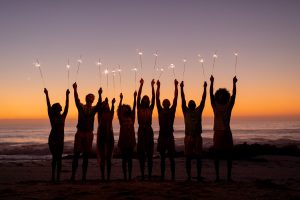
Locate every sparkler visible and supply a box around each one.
[169,64,176,78]
[104,68,109,89]
[211,52,218,75]
[112,69,116,97]
[137,50,143,77]
[117,65,122,92]
[132,67,138,90]
[152,51,158,77]
[96,59,102,85]
[34,59,45,87]
[75,55,82,82]
[158,68,164,80]
[234,52,238,75]
[66,58,71,89]
[199,58,205,80]
[182,59,187,80]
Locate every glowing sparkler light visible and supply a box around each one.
[212,51,218,75]
[234,52,238,75]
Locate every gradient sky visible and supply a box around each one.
[0,0,300,119]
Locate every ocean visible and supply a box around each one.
[0,116,300,161]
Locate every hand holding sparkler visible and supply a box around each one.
[174,79,179,86]
[180,81,184,88]
[151,79,155,87]
[233,76,238,84]
[156,80,160,88]
[44,88,48,95]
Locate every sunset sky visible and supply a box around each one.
[0,0,299,119]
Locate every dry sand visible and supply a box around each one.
[1,155,300,199]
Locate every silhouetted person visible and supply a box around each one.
[97,97,115,181]
[210,75,237,182]
[44,88,69,183]
[71,82,102,182]
[137,78,155,180]
[180,81,207,181]
[156,79,178,181]
[117,91,137,181]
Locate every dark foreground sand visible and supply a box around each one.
[0,155,300,200]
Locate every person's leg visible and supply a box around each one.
[122,155,127,180]
[139,154,145,180]
[107,157,111,181]
[51,155,56,182]
[128,154,133,181]
[196,156,202,181]
[214,150,220,182]
[71,152,80,181]
[226,150,233,181]
[82,152,89,181]
[170,155,175,181]
[147,152,153,180]
[160,152,166,180]
[185,156,192,181]
[57,154,62,182]
[100,151,105,181]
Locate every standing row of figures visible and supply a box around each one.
[44,75,237,183]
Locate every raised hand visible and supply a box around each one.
[180,81,184,88]
[73,82,77,89]
[98,87,103,95]
[174,79,179,86]
[120,93,123,100]
[204,81,207,88]
[157,80,160,87]
[134,91,137,97]
[112,98,116,104]
[66,89,70,95]
[44,88,48,95]
[210,75,214,83]
[151,79,155,86]
[233,76,238,84]
[140,78,144,85]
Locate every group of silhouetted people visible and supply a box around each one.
[44,75,237,183]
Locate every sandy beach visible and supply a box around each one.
[1,154,300,200]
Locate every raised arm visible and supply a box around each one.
[197,81,207,112]
[228,76,237,110]
[117,93,123,118]
[111,98,116,118]
[210,76,216,108]
[156,80,162,111]
[171,79,179,111]
[62,89,70,117]
[44,88,51,116]
[180,81,188,112]
[73,82,81,109]
[94,87,103,111]
[150,79,155,110]
[137,78,144,109]
[132,91,137,121]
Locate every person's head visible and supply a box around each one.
[85,93,95,105]
[141,95,150,108]
[122,104,132,117]
[162,99,170,109]
[188,100,196,111]
[52,103,62,115]
[215,88,230,105]
[103,97,110,111]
